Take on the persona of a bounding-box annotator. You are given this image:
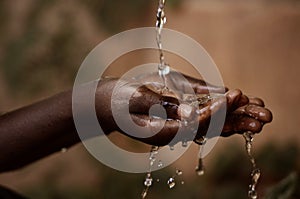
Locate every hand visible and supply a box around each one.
[95,73,272,146]
[195,89,272,140]
[0,72,272,172]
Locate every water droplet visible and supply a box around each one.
[61,148,67,153]
[251,168,261,183]
[149,146,159,166]
[181,181,185,185]
[144,175,153,187]
[158,160,163,168]
[158,64,170,76]
[195,167,205,176]
[152,145,159,151]
[246,142,252,153]
[141,188,148,199]
[195,158,205,176]
[194,137,207,145]
[182,141,188,147]
[176,169,183,176]
[167,177,176,189]
[157,179,160,182]
[149,157,156,166]
[183,120,188,127]
[243,131,254,142]
[248,190,258,199]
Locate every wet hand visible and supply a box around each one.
[95,75,272,146]
[195,89,272,140]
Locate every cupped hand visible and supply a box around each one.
[95,73,272,146]
[195,90,272,141]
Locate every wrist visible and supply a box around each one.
[95,77,119,134]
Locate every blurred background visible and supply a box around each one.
[0,0,299,198]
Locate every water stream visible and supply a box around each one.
[140,1,262,198]
[243,132,261,199]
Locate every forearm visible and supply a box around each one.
[0,90,80,172]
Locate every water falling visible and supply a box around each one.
[243,131,261,199]
[139,1,264,198]
[182,140,188,147]
[167,177,176,189]
[195,136,207,176]
[158,160,163,168]
[141,146,159,199]
[156,0,170,88]
[176,169,183,176]
[166,168,184,189]
[140,20,167,193]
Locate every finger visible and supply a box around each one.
[130,85,195,120]
[245,105,273,123]
[226,89,242,111]
[197,95,227,124]
[226,89,250,112]
[233,104,272,123]
[129,114,182,146]
[233,106,246,115]
[249,97,265,107]
[129,86,178,117]
[221,115,263,137]
[238,94,249,107]
[193,96,227,139]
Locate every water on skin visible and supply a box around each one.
[243,132,261,199]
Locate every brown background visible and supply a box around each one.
[0,0,299,198]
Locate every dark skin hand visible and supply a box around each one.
[0,73,272,172]
[97,74,272,146]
